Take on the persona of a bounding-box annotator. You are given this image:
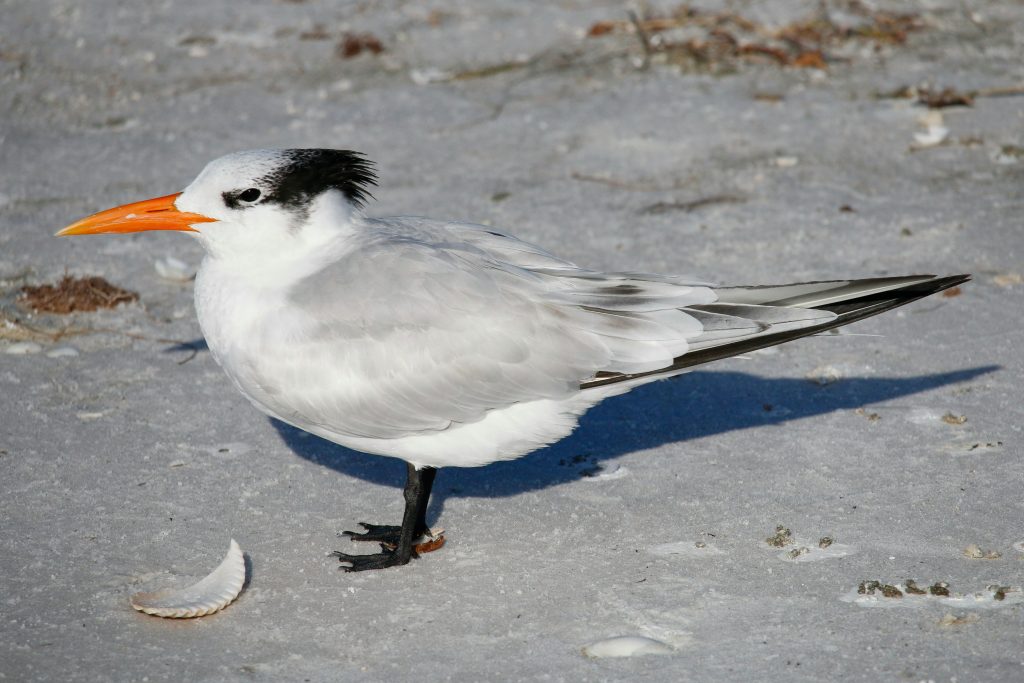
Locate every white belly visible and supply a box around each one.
[193,258,603,469]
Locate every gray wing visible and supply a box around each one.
[244,219,716,439]
[251,218,840,440]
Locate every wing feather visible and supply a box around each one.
[236,219,714,439]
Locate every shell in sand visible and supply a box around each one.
[130,539,246,618]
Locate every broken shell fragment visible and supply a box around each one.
[130,539,245,618]
[154,255,196,281]
[913,111,949,147]
[583,635,674,658]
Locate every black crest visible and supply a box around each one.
[264,149,378,209]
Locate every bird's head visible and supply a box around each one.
[58,149,377,259]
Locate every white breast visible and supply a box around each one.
[194,255,603,469]
[194,258,314,414]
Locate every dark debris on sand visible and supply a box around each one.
[20,276,138,314]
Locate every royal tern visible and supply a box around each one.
[59,148,968,571]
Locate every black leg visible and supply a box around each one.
[333,463,438,572]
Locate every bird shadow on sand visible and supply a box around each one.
[271,365,996,525]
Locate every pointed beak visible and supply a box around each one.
[56,193,216,236]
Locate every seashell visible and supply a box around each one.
[409,68,452,85]
[582,635,674,658]
[154,255,196,281]
[45,346,80,358]
[4,341,43,355]
[131,539,245,618]
[913,111,949,147]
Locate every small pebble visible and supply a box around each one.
[991,146,1023,166]
[806,365,842,385]
[5,342,42,355]
[881,584,903,598]
[766,525,793,547]
[409,67,452,85]
[993,273,1022,288]
[938,613,978,626]
[963,544,1001,560]
[45,346,80,358]
[581,464,629,481]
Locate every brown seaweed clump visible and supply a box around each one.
[20,276,138,314]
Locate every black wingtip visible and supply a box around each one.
[887,274,971,300]
[812,274,970,316]
[934,274,972,290]
[580,273,973,391]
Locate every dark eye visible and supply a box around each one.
[238,188,261,203]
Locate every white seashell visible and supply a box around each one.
[581,464,629,482]
[913,111,949,147]
[409,68,452,85]
[131,539,246,618]
[806,364,843,385]
[154,255,196,281]
[46,346,80,358]
[914,126,949,147]
[4,341,43,355]
[582,636,674,658]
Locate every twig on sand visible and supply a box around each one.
[627,10,654,70]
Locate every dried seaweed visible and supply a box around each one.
[918,87,975,108]
[20,276,138,314]
[337,33,384,59]
[585,2,926,73]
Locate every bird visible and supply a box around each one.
[58,148,968,572]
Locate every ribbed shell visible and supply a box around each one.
[130,539,245,618]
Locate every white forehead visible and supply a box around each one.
[177,149,291,216]
[188,149,290,191]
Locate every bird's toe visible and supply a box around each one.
[332,548,409,572]
[342,523,403,544]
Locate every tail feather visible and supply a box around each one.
[581,274,969,390]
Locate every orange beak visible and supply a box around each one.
[56,193,216,236]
